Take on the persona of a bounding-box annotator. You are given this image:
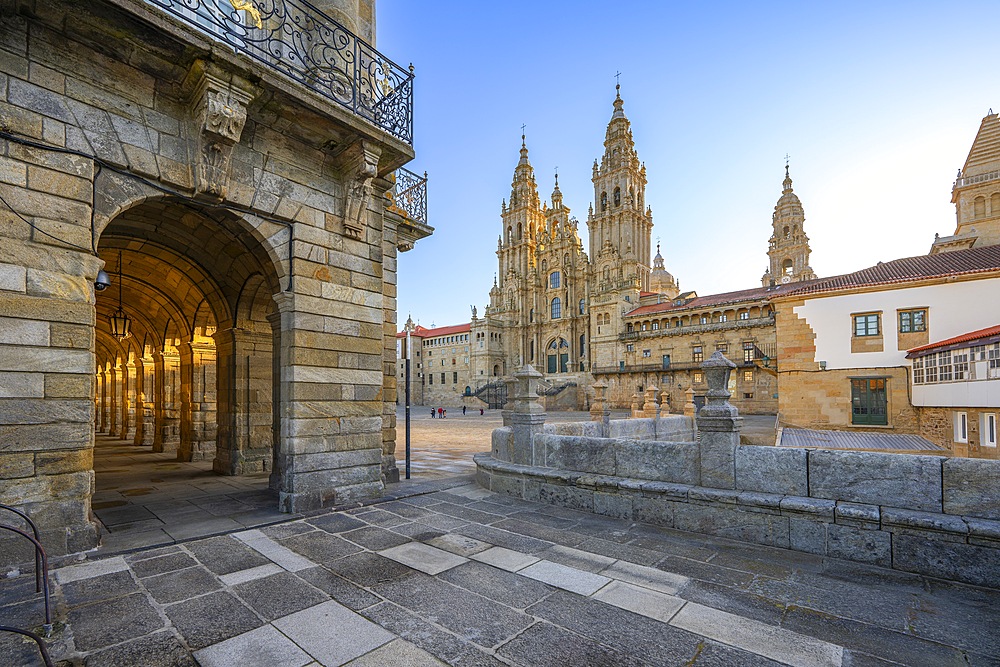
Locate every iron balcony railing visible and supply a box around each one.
[387,167,427,225]
[146,0,413,144]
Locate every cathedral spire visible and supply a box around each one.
[763,163,815,286]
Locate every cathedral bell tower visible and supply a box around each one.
[762,165,815,286]
[588,85,654,293]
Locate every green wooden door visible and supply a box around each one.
[851,378,887,425]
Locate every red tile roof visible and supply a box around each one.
[625,280,822,318]
[782,245,1000,298]
[396,322,471,338]
[906,324,1000,357]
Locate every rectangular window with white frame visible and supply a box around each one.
[982,413,998,447]
[953,411,968,444]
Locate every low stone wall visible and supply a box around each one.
[478,358,1000,588]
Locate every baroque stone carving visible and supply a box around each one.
[336,141,382,241]
[189,63,260,200]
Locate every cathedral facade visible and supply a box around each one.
[399,88,817,413]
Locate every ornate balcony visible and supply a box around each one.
[387,167,432,252]
[145,0,413,144]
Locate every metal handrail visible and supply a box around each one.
[0,525,51,632]
[144,0,414,144]
[0,504,42,594]
[0,626,54,667]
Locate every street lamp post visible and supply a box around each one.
[405,319,413,479]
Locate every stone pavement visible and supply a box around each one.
[3,479,999,667]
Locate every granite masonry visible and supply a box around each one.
[476,353,1000,588]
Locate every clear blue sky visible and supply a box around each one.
[378,1,999,329]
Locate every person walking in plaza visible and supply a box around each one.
[462,405,467,416]
[430,407,435,418]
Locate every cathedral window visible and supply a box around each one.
[551,297,562,319]
[601,192,608,211]
[782,259,794,275]
[580,334,585,356]
[529,309,534,323]
[614,187,621,207]
[783,226,790,239]
[530,340,534,360]
[550,271,561,288]
[517,223,523,239]
[975,196,986,218]
[579,299,586,315]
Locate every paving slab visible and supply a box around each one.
[273,600,395,666]
[193,624,312,667]
[219,563,285,586]
[232,571,330,621]
[537,544,617,573]
[234,529,317,572]
[66,592,164,652]
[54,556,128,584]
[83,630,197,667]
[343,638,447,666]
[470,546,539,572]
[379,542,469,575]
[592,580,686,623]
[519,560,611,596]
[164,590,263,650]
[496,620,645,667]
[600,559,689,595]
[142,565,222,604]
[426,533,492,556]
[671,602,843,667]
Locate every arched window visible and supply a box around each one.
[549,271,561,288]
[551,297,562,319]
[613,187,621,206]
[517,223,523,239]
[782,258,794,275]
[976,196,987,218]
[529,308,534,323]
[600,192,607,211]
[579,334,586,356]
[506,226,512,243]
[783,225,790,239]
[529,340,534,360]
[579,298,585,314]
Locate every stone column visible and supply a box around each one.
[683,387,696,418]
[643,385,659,418]
[267,308,284,493]
[161,350,181,450]
[500,375,516,426]
[124,356,137,441]
[98,367,109,433]
[108,361,119,436]
[133,357,146,446]
[509,365,546,466]
[176,342,195,461]
[696,351,742,489]
[214,327,273,475]
[152,350,166,452]
[138,353,155,447]
[190,342,218,462]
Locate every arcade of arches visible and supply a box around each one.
[94,200,281,480]
[0,1,431,564]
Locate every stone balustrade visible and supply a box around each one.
[476,351,1000,587]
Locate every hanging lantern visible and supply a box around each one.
[109,250,131,340]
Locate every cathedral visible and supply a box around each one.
[398,86,817,412]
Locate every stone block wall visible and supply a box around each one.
[478,358,1000,587]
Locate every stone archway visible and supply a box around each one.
[93,197,285,515]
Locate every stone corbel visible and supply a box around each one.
[189,62,260,201]
[335,140,382,241]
